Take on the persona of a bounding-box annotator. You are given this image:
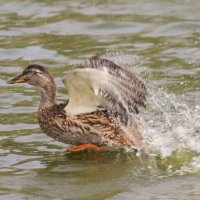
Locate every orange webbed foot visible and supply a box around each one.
[68,144,107,152]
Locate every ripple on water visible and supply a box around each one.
[2,20,152,37]
[0,46,68,62]
[162,47,200,65]
[77,0,200,20]
[14,160,45,170]
[0,107,37,114]
[0,2,64,18]
[14,133,49,143]
[0,154,41,168]
[144,22,200,38]
[0,92,33,105]
[0,123,38,132]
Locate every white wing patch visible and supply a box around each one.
[63,68,110,116]
[62,56,147,117]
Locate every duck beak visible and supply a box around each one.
[7,74,26,84]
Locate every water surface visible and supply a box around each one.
[0,0,200,199]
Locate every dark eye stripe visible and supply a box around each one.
[23,69,29,75]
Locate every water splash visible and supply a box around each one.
[138,84,200,157]
[97,52,200,173]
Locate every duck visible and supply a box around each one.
[7,56,147,152]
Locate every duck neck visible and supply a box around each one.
[39,79,57,110]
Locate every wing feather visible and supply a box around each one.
[63,56,147,117]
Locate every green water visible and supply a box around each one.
[0,0,200,199]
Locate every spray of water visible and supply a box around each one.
[98,52,200,175]
[137,84,200,157]
[105,52,199,154]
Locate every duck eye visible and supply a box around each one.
[23,69,29,75]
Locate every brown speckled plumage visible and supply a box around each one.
[7,56,147,150]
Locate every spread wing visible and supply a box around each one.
[62,56,147,117]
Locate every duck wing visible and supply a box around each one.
[62,56,147,117]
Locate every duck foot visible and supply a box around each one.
[68,144,106,152]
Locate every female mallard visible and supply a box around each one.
[7,56,147,152]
